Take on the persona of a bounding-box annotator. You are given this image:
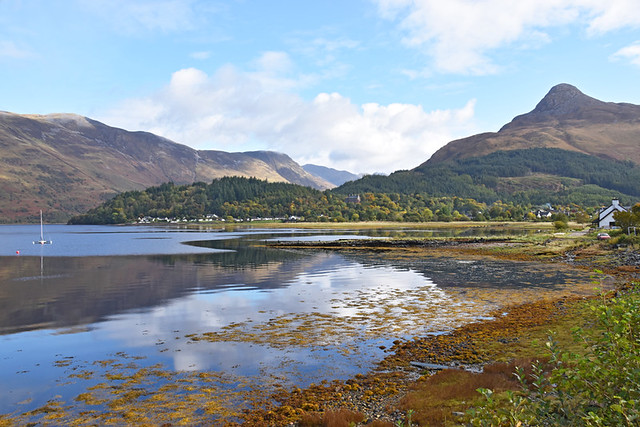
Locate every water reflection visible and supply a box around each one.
[0,248,307,334]
[94,254,422,373]
[0,226,595,419]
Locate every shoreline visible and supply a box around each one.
[237,233,637,426]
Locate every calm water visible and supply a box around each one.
[0,225,594,419]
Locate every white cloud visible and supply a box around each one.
[611,41,640,66]
[374,0,640,75]
[0,40,33,59]
[581,0,640,34]
[253,51,293,74]
[99,59,476,174]
[247,51,304,92]
[290,35,360,67]
[190,51,211,60]
[292,94,477,173]
[79,0,200,34]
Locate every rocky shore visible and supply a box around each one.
[268,237,513,250]
[235,235,639,426]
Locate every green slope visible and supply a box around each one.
[68,177,324,224]
[70,148,635,225]
[335,148,638,206]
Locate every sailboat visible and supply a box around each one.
[33,210,52,245]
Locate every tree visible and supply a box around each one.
[575,211,591,224]
[614,203,640,233]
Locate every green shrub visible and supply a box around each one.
[553,220,569,230]
[468,287,640,426]
[611,233,640,247]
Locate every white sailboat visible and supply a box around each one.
[33,210,52,245]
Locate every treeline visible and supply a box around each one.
[68,176,587,225]
[443,148,640,198]
[68,177,322,224]
[336,148,640,205]
[68,148,636,225]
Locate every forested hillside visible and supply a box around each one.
[68,177,321,224]
[336,148,638,206]
[68,176,591,225]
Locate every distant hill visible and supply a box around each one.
[68,176,325,224]
[337,84,640,207]
[427,84,640,165]
[67,176,510,224]
[0,112,332,222]
[302,164,361,186]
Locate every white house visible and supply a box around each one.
[596,199,628,229]
[534,209,553,219]
[345,194,361,203]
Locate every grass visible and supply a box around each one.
[467,285,640,426]
[395,296,599,426]
[398,360,538,425]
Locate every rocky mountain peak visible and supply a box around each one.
[501,83,640,131]
[31,113,93,130]
[532,83,596,115]
[426,83,640,165]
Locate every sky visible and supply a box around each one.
[2,1,640,175]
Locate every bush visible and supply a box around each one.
[468,288,640,426]
[553,220,569,230]
[611,233,640,247]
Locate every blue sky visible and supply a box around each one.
[2,0,640,174]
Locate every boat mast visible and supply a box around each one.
[33,210,52,245]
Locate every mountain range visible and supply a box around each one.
[302,164,361,187]
[0,112,336,222]
[2,83,639,222]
